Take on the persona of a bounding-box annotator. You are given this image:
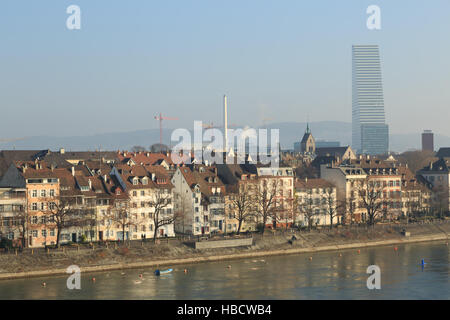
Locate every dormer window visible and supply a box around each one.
[132,177,138,185]
[142,177,148,185]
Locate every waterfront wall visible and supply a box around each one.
[0,231,447,281]
[194,238,253,249]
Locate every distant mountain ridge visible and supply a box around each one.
[1,121,449,153]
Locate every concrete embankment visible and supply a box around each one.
[0,230,447,281]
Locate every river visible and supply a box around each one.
[0,241,448,299]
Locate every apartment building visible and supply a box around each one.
[19,161,61,248]
[110,163,175,240]
[0,164,27,246]
[320,164,367,223]
[217,163,260,233]
[294,178,337,227]
[171,164,225,235]
[350,158,403,220]
[417,158,450,214]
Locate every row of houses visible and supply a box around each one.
[0,149,448,247]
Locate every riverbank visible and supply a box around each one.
[0,223,448,280]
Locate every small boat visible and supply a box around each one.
[154,268,173,276]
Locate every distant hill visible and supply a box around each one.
[1,121,449,153]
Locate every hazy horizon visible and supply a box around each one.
[1,1,449,140]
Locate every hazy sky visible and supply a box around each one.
[1,0,449,139]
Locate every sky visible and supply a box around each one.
[1,0,449,139]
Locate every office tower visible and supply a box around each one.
[422,130,434,152]
[352,45,389,155]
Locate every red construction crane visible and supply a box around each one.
[154,113,179,145]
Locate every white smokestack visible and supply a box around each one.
[223,94,228,152]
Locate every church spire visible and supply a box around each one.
[305,122,310,134]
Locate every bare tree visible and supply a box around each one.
[358,179,383,226]
[9,205,28,248]
[49,197,77,248]
[173,191,190,235]
[131,146,146,152]
[299,189,318,231]
[149,189,177,242]
[255,180,277,233]
[432,185,448,219]
[106,201,136,243]
[291,194,301,228]
[231,184,256,234]
[322,188,341,229]
[397,150,436,174]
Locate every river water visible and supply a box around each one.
[0,241,448,299]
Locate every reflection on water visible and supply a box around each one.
[0,241,448,299]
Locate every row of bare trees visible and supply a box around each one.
[227,176,438,234]
[3,189,177,248]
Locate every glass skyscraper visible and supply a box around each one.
[352,45,389,155]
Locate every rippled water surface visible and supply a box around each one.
[0,241,448,299]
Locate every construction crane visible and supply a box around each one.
[0,137,25,143]
[202,122,238,129]
[154,113,179,145]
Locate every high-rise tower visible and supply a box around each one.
[352,45,389,155]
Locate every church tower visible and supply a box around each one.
[300,123,315,153]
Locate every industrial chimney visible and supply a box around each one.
[223,95,228,153]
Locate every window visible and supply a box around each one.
[142,225,146,232]
[41,190,46,197]
[141,190,145,196]
[195,217,199,223]
[49,189,55,197]
[31,203,37,211]
[32,216,38,224]
[32,190,37,197]
[32,230,38,237]
[49,202,55,210]
[141,202,145,208]
[40,216,46,224]
[42,230,47,237]
[149,224,153,231]
[133,191,137,196]
[195,207,199,212]
[50,229,55,236]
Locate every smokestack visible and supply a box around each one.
[223,94,228,153]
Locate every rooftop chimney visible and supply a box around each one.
[88,179,92,190]
[71,166,75,176]
[223,95,228,152]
